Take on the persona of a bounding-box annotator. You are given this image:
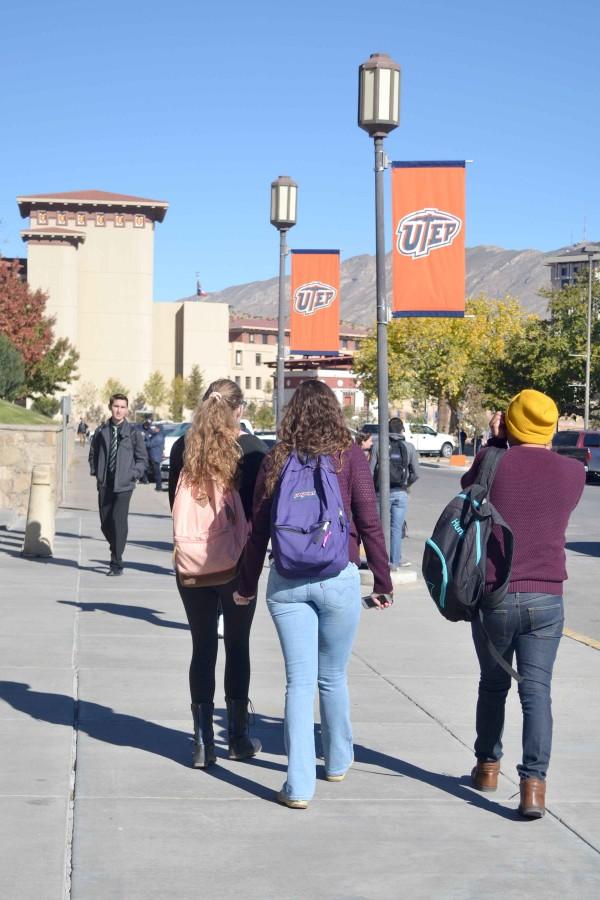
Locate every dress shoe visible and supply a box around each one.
[519,777,546,818]
[276,790,308,810]
[471,760,500,792]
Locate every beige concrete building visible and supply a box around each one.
[153,298,230,386]
[16,190,368,418]
[18,190,168,399]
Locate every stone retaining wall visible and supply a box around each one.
[0,424,73,519]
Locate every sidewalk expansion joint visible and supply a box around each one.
[61,515,82,900]
[351,649,600,857]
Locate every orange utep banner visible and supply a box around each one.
[290,250,340,355]
[391,161,465,317]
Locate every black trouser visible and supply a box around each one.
[98,486,132,564]
[151,459,162,489]
[177,576,257,704]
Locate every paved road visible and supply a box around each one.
[1,449,599,899]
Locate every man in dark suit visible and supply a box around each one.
[89,393,148,575]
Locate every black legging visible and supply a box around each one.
[177,576,257,704]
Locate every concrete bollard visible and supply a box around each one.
[22,465,54,557]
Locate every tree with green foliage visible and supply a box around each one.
[31,396,61,418]
[0,333,25,400]
[254,403,275,430]
[354,294,532,431]
[143,371,168,414]
[102,378,130,404]
[26,336,79,399]
[481,278,600,421]
[184,364,205,411]
[169,375,186,421]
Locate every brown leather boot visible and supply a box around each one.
[471,760,500,792]
[519,777,546,818]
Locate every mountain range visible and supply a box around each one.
[200,244,569,326]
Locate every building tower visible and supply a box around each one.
[17,190,168,398]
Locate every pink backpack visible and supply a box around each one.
[172,474,249,585]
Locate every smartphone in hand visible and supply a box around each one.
[361,594,394,609]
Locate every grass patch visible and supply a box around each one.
[0,398,54,425]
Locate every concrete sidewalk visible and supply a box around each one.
[1,450,599,899]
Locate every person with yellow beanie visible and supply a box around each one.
[461,389,585,819]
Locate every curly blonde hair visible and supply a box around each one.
[182,379,244,493]
[265,379,353,496]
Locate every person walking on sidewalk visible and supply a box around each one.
[464,390,584,818]
[168,379,267,769]
[370,417,420,569]
[147,424,165,490]
[235,380,393,809]
[89,393,149,576]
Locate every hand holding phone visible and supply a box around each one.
[362,593,393,610]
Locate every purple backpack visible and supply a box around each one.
[270,452,350,579]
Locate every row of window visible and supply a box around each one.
[35,211,145,228]
[246,332,271,344]
[234,376,264,390]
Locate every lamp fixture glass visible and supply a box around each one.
[358,52,401,137]
[270,175,298,230]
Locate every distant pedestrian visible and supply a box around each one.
[463,390,584,818]
[235,380,393,809]
[147,424,165,490]
[76,418,87,446]
[459,428,467,454]
[168,379,267,769]
[88,393,148,575]
[370,417,420,569]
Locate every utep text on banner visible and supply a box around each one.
[290,250,340,355]
[391,161,466,317]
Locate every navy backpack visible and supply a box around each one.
[270,452,349,579]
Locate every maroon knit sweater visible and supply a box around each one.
[238,442,393,598]
[461,445,585,594]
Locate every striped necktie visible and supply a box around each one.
[108,424,119,476]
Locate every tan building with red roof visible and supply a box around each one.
[18,190,168,399]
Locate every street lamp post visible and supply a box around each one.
[582,246,598,429]
[358,52,401,555]
[270,176,298,426]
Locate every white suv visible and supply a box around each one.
[403,424,455,458]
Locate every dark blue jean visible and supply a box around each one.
[471,592,564,781]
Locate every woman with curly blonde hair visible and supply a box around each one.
[168,379,267,768]
[235,380,393,808]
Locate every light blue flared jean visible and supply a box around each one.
[266,562,361,801]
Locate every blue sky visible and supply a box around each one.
[1,0,599,299]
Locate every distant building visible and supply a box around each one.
[16,188,370,413]
[229,315,368,408]
[546,242,600,291]
[268,354,366,415]
[18,190,168,398]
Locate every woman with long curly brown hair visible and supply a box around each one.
[168,379,267,769]
[235,380,393,808]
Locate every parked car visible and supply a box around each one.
[552,430,600,480]
[254,429,277,449]
[359,422,455,458]
[160,422,191,482]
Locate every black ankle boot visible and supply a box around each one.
[226,698,262,761]
[191,702,216,768]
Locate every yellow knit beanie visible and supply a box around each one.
[505,389,558,445]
